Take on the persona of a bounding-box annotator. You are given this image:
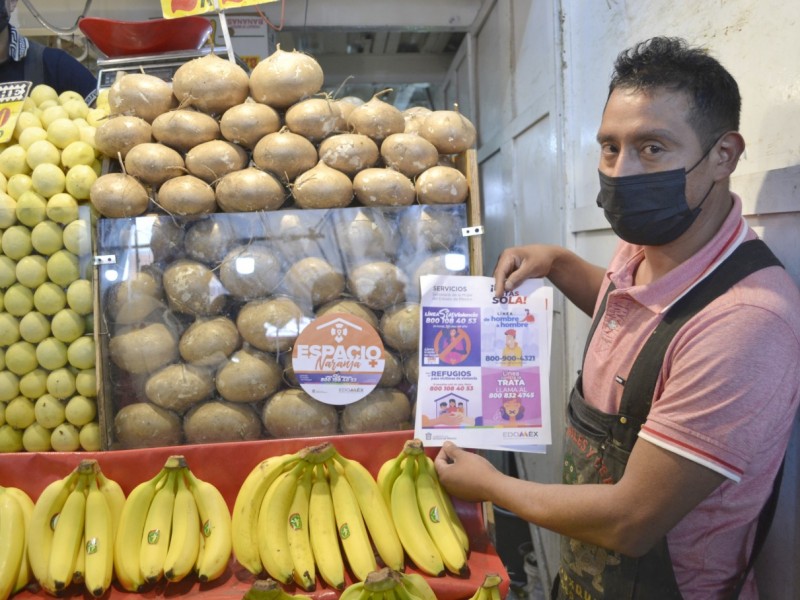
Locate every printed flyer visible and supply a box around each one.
[414,275,553,452]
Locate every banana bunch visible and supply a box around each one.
[0,485,34,600]
[27,459,124,597]
[377,439,470,577]
[113,455,232,592]
[465,573,504,600]
[232,442,404,591]
[339,567,438,600]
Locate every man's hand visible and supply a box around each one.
[434,441,500,503]
[493,244,558,298]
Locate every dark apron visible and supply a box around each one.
[555,239,783,600]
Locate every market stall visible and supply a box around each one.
[0,7,508,600]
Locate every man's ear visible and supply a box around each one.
[713,131,745,179]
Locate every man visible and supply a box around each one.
[0,0,96,104]
[500,328,523,367]
[435,37,800,599]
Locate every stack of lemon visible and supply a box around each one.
[0,85,109,452]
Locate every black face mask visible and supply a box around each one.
[596,145,716,246]
[0,7,9,32]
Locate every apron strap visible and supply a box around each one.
[615,238,783,439]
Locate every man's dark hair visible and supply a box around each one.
[609,37,741,146]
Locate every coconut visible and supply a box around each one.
[215,347,283,403]
[262,388,339,438]
[162,260,228,316]
[249,45,324,109]
[236,296,309,353]
[220,101,281,149]
[282,256,345,309]
[151,109,221,153]
[215,167,286,213]
[252,129,318,183]
[172,53,251,115]
[219,243,284,300]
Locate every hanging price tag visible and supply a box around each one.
[0,81,32,144]
[160,0,279,19]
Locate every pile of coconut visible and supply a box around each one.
[93,47,477,450]
[90,46,476,218]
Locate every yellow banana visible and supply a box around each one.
[376,454,404,509]
[308,464,346,590]
[414,454,469,576]
[27,470,79,593]
[390,457,444,576]
[0,487,26,600]
[3,486,34,595]
[83,474,114,598]
[420,454,470,553]
[139,468,178,584]
[287,464,315,591]
[114,468,168,592]
[468,573,503,600]
[400,572,437,600]
[163,469,200,583]
[232,452,300,575]
[185,470,232,583]
[96,471,126,543]
[327,459,377,582]
[73,533,86,585]
[258,461,304,584]
[334,452,404,571]
[48,473,88,592]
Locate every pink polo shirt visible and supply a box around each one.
[582,194,800,599]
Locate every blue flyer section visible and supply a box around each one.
[421,306,482,367]
[415,274,553,452]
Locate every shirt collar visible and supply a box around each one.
[7,25,30,62]
[608,193,751,313]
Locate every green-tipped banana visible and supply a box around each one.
[308,464,346,590]
[114,468,169,592]
[139,467,178,584]
[334,451,404,571]
[467,573,504,600]
[232,453,301,575]
[420,454,470,553]
[390,456,444,577]
[327,458,377,581]
[186,469,232,583]
[164,469,201,583]
[258,461,305,584]
[0,487,26,600]
[400,572,437,600]
[414,454,469,576]
[27,469,79,594]
[84,472,114,598]
[287,464,315,591]
[3,486,34,595]
[48,470,89,591]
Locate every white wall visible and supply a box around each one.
[467,0,800,596]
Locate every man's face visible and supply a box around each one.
[596,88,709,174]
[596,87,714,210]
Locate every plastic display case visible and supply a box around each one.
[95,204,475,450]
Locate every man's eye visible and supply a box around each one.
[643,144,664,155]
[600,144,618,155]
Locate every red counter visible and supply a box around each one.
[0,430,509,600]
